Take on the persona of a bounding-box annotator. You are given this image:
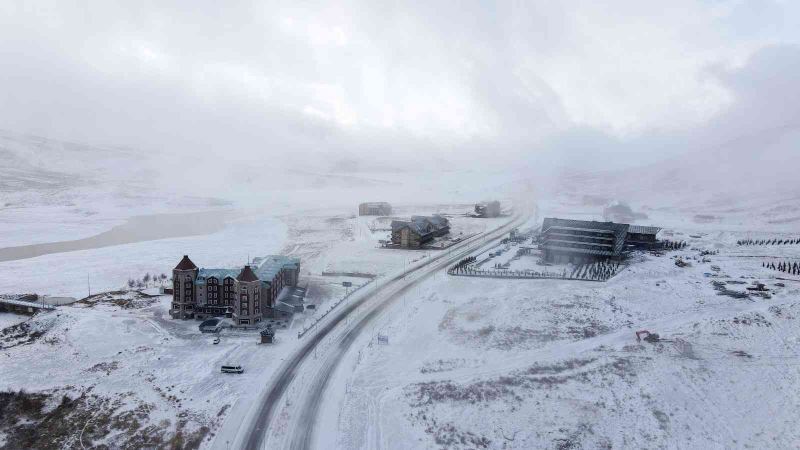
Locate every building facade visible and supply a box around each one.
[359,202,392,216]
[475,201,501,218]
[169,254,300,326]
[390,215,450,249]
[625,225,662,249]
[539,218,661,264]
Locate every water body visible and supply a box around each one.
[0,210,231,262]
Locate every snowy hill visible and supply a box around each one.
[0,129,156,192]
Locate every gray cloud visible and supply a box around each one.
[0,0,798,184]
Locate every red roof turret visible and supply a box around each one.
[237,265,259,282]
[174,255,198,271]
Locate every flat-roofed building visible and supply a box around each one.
[539,218,660,263]
[626,225,662,250]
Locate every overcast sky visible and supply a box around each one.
[1,1,799,172]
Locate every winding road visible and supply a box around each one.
[235,208,532,450]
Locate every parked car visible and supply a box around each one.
[221,365,244,374]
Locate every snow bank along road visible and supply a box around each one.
[233,208,531,450]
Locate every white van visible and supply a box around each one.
[221,365,244,374]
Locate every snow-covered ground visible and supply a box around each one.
[0,313,27,331]
[0,202,500,448]
[327,196,800,449]
[0,291,308,447]
[0,129,520,447]
[4,129,800,448]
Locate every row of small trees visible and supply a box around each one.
[570,260,621,281]
[661,240,688,250]
[763,261,800,275]
[451,267,567,279]
[127,273,169,290]
[451,256,477,273]
[449,258,621,281]
[740,238,800,246]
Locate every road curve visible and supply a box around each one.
[241,211,530,450]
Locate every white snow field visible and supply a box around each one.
[327,192,800,450]
[0,130,526,448]
[3,130,800,449]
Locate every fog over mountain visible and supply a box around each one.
[2,1,799,190]
[6,4,800,449]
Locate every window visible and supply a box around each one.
[184,274,193,302]
[240,292,249,315]
[223,278,234,306]
[207,277,219,305]
[239,319,249,325]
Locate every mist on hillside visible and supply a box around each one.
[5,4,800,450]
[1,1,799,204]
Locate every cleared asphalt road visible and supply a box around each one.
[241,211,530,450]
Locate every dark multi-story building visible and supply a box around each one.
[539,218,661,264]
[169,254,300,326]
[625,225,662,249]
[390,215,450,249]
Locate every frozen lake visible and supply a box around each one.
[0,210,230,262]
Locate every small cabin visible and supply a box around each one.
[359,202,392,216]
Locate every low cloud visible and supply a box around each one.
[0,0,798,185]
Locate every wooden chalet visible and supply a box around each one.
[390,215,450,249]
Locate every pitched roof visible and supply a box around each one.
[394,215,449,236]
[272,302,296,314]
[174,255,198,271]
[236,265,259,282]
[393,219,433,236]
[628,225,662,235]
[196,268,239,285]
[426,215,450,228]
[197,268,239,279]
[253,255,300,282]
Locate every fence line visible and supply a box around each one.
[297,278,376,339]
[446,266,621,282]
